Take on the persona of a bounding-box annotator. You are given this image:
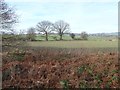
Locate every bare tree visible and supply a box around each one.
[27,27,36,41]
[53,20,70,40]
[36,21,53,41]
[80,31,88,40]
[0,0,18,32]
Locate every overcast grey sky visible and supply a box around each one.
[6,0,118,33]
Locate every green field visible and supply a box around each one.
[35,34,117,41]
[27,41,118,48]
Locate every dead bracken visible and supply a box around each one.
[2,48,119,88]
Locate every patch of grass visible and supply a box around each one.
[27,41,118,48]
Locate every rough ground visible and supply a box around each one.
[2,48,120,89]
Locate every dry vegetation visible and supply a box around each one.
[2,46,120,89]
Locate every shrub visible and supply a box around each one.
[70,33,75,40]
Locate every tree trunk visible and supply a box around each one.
[60,34,63,40]
[45,32,48,41]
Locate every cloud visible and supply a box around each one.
[14,3,84,32]
[5,1,118,33]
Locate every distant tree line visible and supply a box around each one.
[27,20,71,41]
[27,20,88,41]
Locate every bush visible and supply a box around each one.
[2,34,27,47]
[70,33,75,40]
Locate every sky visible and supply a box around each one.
[5,0,118,34]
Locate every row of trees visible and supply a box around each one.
[27,21,88,41]
[27,20,70,41]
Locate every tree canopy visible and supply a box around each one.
[53,20,70,40]
[36,21,53,41]
[0,0,18,33]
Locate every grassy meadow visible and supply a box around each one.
[28,40,118,48]
[27,34,118,49]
